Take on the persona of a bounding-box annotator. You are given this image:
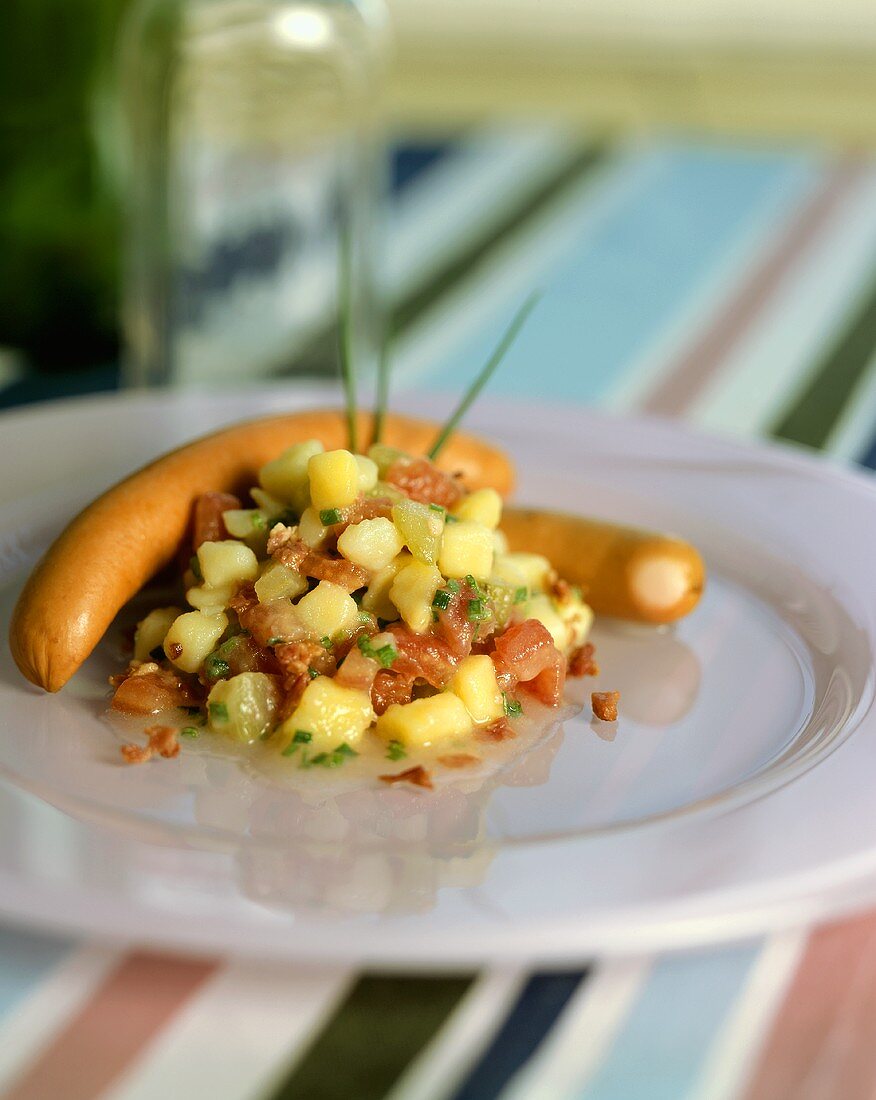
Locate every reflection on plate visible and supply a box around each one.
[1,389,875,962]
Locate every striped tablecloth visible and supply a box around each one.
[2,127,876,1100]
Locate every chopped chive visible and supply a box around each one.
[204,655,231,680]
[514,586,528,604]
[293,730,313,744]
[446,579,461,593]
[386,740,407,761]
[465,574,482,595]
[429,503,445,513]
[466,598,489,622]
[375,643,397,669]
[189,554,203,581]
[281,742,299,757]
[503,692,523,718]
[321,636,333,650]
[337,219,358,453]
[208,702,228,722]
[335,742,358,757]
[444,513,460,524]
[307,666,319,679]
[251,512,267,531]
[180,726,200,739]
[373,332,392,445]
[432,589,452,611]
[267,636,286,646]
[319,508,343,526]
[427,292,540,459]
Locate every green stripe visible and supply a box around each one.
[269,974,474,1100]
[278,141,610,377]
[771,266,876,448]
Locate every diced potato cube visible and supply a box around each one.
[255,561,308,603]
[504,551,551,592]
[563,593,594,648]
[259,440,324,509]
[207,672,280,744]
[186,583,234,614]
[492,529,509,555]
[490,554,528,591]
[278,677,374,752]
[376,693,473,749]
[392,499,443,564]
[367,443,407,477]
[361,554,408,621]
[295,581,359,639]
[308,449,360,511]
[355,454,378,493]
[450,655,505,724]
[337,517,403,571]
[133,606,181,663]
[164,610,227,673]
[390,559,442,633]
[438,521,494,580]
[521,594,571,650]
[222,508,269,540]
[250,487,287,517]
[197,540,259,589]
[452,488,502,529]
[298,507,329,548]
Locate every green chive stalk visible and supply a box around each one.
[428,292,540,460]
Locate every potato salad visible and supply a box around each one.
[111,440,597,777]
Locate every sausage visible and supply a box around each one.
[501,507,704,625]
[10,410,515,693]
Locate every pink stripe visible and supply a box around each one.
[3,953,217,1100]
[640,159,865,416]
[743,911,876,1100]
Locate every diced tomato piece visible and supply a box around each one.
[525,650,566,707]
[111,667,200,715]
[492,619,556,682]
[385,457,463,508]
[341,496,394,524]
[335,647,379,694]
[192,492,240,548]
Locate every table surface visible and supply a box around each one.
[2,127,876,1100]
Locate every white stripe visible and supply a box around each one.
[688,168,876,437]
[102,962,351,1100]
[821,346,876,462]
[688,930,807,1100]
[499,957,651,1100]
[387,127,585,298]
[606,159,827,413]
[386,969,525,1100]
[393,142,663,389]
[0,944,122,1091]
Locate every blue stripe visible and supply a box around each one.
[576,943,760,1100]
[0,927,74,1019]
[391,141,456,193]
[423,146,820,403]
[450,970,587,1100]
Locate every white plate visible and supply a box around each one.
[1,387,875,965]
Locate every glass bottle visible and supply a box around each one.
[119,0,387,388]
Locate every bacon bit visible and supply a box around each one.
[379,765,434,790]
[437,753,481,769]
[385,457,463,508]
[385,624,460,689]
[568,643,599,677]
[492,619,564,706]
[275,640,336,695]
[476,718,515,742]
[371,670,415,715]
[341,496,394,525]
[167,642,183,661]
[229,582,258,616]
[111,665,201,715]
[304,550,368,592]
[267,525,309,568]
[239,599,305,648]
[120,724,180,765]
[193,492,240,548]
[525,650,566,707]
[434,578,493,658]
[592,691,620,722]
[121,743,152,765]
[548,575,572,603]
[214,634,278,678]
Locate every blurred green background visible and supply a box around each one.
[0,1,128,375]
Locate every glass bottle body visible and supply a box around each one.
[120,0,386,388]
